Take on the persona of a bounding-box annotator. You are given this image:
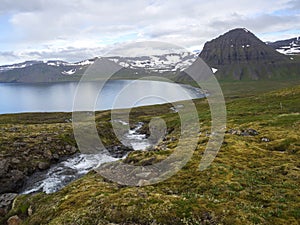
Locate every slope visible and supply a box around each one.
[1,84,300,225]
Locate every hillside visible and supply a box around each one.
[199,28,300,80]
[1,83,300,224]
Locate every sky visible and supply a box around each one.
[0,0,299,65]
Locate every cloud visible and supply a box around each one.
[0,0,43,14]
[106,41,186,57]
[0,46,106,65]
[0,0,299,65]
[288,0,300,11]
[209,13,300,35]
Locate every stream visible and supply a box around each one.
[21,122,151,194]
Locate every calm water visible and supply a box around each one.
[0,80,204,114]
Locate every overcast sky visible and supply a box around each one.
[0,0,299,65]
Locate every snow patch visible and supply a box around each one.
[75,60,94,66]
[275,39,300,55]
[107,52,197,72]
[211,68,218,73]
[62,69,76,75]
[47,62,58,66]
[0,62,33,72]
[276,47,300,55]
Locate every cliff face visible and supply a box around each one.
[199,28,299,80]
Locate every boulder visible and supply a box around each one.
[247,129,259,136]
[8,127,19,132]
[43,150,53,160]
[261,137,270,142]
[0,170,25,194]
[240,129,259,136]
[7,215,22,225]
[70,146,77,154]
[227,128,258,136]
[28,205,33,216]
[46,137,52,142]
[11,158,21,164]
[38,162,50,170]
[52,153,59,161]
[108,145,133,158]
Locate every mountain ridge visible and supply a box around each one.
[267,37,300,55]
[0,52,198,83]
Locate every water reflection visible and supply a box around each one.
[0,80,204,114]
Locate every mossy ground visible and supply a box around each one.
[1,83,300,224]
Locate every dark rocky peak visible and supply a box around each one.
[200,28,288,66]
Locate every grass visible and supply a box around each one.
[1,82,300,224]
[219,79,300,99]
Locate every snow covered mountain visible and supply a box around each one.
[0,52,197,82]
[0,59,96,75]
[0,58,98,82]
[107,52,197,73]
[267,37,300,55]
[0,52,197,75]
[0,61,42,72]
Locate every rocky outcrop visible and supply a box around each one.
[227,128,259,136]
[0,129,79,194]
[0,170,25,194]
[0,193,18,216]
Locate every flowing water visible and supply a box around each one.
[21,122,151,194]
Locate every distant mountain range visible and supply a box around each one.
[0,52,197,83]
[267,37,300,55]
[0,59,95,83]
[0,28,299,83]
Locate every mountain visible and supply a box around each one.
[1,29,300,83]
[267,37,300,55]
[199,28,300,80]
[107,52,196,73]
[0,59,96,83]
[0,61,42,73]
[0,52,197,83]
